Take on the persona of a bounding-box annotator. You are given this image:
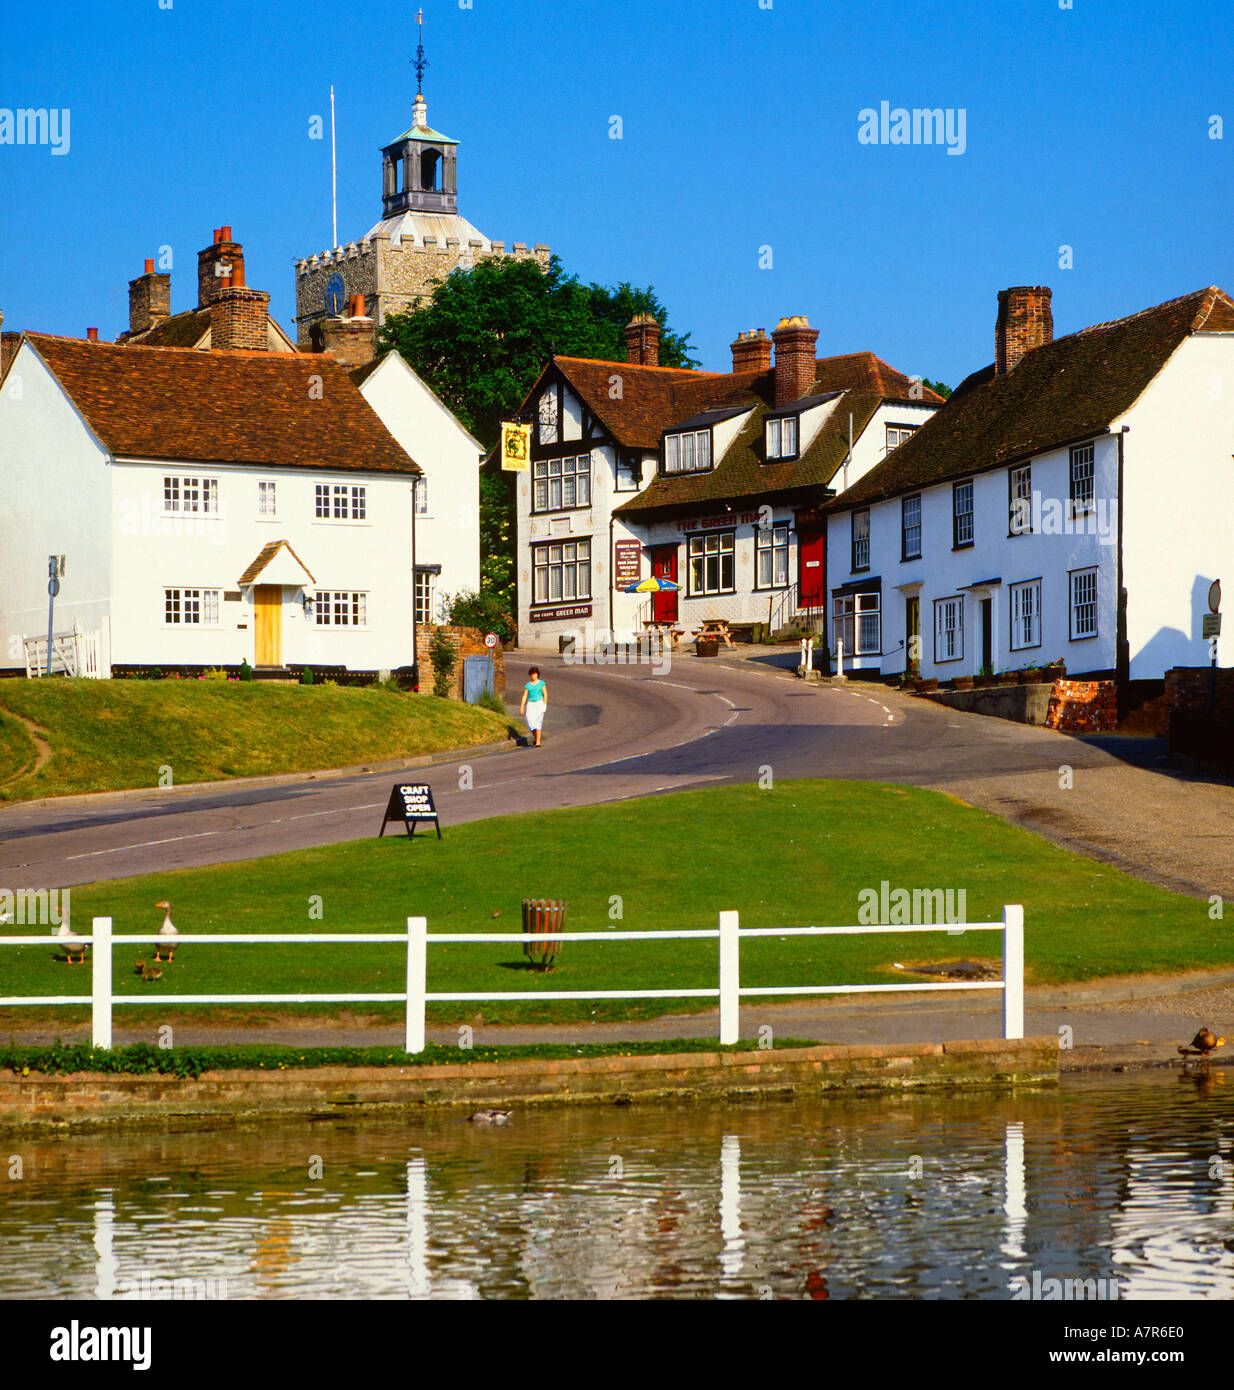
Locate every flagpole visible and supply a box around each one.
[330,84,338,249]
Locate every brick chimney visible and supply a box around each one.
[319,294,377,367]
[771,316,820,407]
[730,328,772,374]
[995,286,1053,374]
[197,225,245,309]
[128,257,171,336]
[624,313,660,367]
[210,259,270,351]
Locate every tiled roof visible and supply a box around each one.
[122,309,213,349]
[238,540,316,585]
[549,350,938,457]
[618,392,884,517]
[828,287,1234,512]
[26,334,420,474]
[120,307,297,353]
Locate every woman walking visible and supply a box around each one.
[520,666,548,747]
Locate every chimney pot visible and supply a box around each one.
[198,228,246,308]
[996,286,1053,374]
[144,258,154,274]
[86,327,99,342]
[221,225,232,242]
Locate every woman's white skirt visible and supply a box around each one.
[525,701,546,732]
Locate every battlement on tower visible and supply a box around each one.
[295,233,550,346]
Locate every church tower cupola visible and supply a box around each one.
[380,9,458,218]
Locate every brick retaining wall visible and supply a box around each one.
[414,625,506,700]
[1045,680,1118,732]
[0,1038,1058,1132]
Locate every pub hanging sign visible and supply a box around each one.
[379,783,443,840]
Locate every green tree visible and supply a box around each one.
[923,377,953,400]
[378,254,697,614]
[378,254,696,447]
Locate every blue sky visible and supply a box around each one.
[3,0,1232,387]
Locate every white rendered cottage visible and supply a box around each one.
[824,286,1234,687]
[350,349,483,628]
[0,334,423,675]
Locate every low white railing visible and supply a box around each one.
[0,908,1024,1051]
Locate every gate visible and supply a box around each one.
[462,654,494,703]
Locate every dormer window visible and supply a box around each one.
[766,415,798,460]
[664,428,712,475]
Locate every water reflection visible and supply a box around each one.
[1,1073,1232,1300]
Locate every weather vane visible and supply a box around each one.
[414,7,428,95]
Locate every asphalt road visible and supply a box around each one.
[1,647,1232,900]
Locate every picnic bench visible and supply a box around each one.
[642,620,685,649]
[692,618,736,648]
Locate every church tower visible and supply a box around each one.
[295,10,549,350]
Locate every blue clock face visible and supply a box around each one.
[324,273,346,316]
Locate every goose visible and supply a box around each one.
[134,959,162,982]
[153,901,178,961]
[1179,1028,1226,1058]
[55,921,87,964]
[467,1110,512,1125]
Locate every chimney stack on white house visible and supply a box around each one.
[730,328,772,374]
[995,286,1053,374]
[624,313,661,367]
[771,315,820,406]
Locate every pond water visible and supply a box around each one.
[2,1072,1232,1300]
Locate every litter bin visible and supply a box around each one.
[522,898,566,971]
[697,637,719,658]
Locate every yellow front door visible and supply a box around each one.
[254,585,282,666]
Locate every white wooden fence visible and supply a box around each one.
[0,908,1024,1051]
[23,626,103,678]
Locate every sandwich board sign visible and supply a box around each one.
[379,783,442,839]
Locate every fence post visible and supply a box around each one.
[91,916,112,1050]
[1002,905,1024,1040]
[718,910,740,1046]
[405,916,427,1054]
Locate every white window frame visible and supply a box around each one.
[765,415,798,460]
[663,429,713,475]
[934,595,964,663]
[755,524,790,590]
[687,530,735,596]
[1069,443,1095,518]
[257,480,277,519]
[614,456,640,492]
[885,424,917,453]
[314,483,367,521]
[1069,567,1098,640]
[313,591,368,627]
[851,509,870,572]
[532,455,591,512]
[901,494,921,560]
[414,476,429,516]
[164,587,220,626]
[1009,464,1031,535]
[1009,579,1042,651]
[163,475,219,515]
[953,480,974,547]
[532,538,592,605]
[832,592,881,657]
[414,571,434,625]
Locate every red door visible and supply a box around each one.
[798,528,826,609]
[651,545,678,623]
